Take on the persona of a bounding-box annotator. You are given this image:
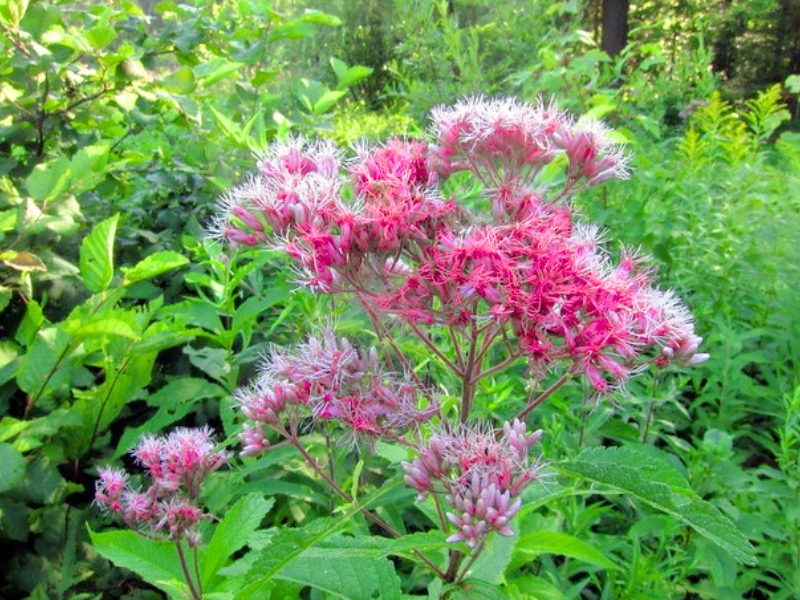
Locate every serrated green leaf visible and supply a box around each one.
[239,480,404,598]
[89,528,187,597]
[203,494,273,585]
[278,553,402,600]
[514,531,618,570]
[0,443,25,493]
[16,326,72,398]
[556,446,756,565]
[122,250,189,285]
[80,214,119,293]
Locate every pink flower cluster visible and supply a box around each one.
[234,329,437,454]
[403,419,543,547]
[95,426,229,546]
[213,96,707,396]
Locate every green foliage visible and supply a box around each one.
[0,1,797,598]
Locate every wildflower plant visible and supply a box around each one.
[94,96,724,597]
[94,427,230,599]
[205,95,713,588]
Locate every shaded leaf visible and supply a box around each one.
[0,443,25,493]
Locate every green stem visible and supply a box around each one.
[287,435,448,581]
[513,370,574,422]
[455,537,486,583]
[175,540,202,600]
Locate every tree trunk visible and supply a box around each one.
[601,0,630,57]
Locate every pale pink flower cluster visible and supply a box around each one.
[213,96,707,396]
[234,329,437,454]
[95,426,229,546]
[403,419,543,547]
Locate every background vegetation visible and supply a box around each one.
[0,0,798,598]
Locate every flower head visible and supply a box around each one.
[402,419,543,547]
[95,427,229,545]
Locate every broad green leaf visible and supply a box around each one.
[203,494,273,585]
[184,346,230,384]
[18,455,81,504]
[14,299,44,346]
[16,327,72,398]
[231,291,290,333]
[329,58,373,90]
[79,214,119,293]
[316,530,448,561]
[556,446,757,565]
[70,144,110,193]
[470,531,517,584]
[277,553,402,600]
[240,481,404,598]
[786,74,800,93]
[210,105,244,142]
[113,378,224,459]
[297,9,341,26]
[85,25,116,49]
[162,65,196,94]
[71,350,156,454]
[329,57,348,82]
[25,157,71,202]
[514,531,618,570]
[121,250,189,285]
[312,90,346,115]
[194,58,246,86]
[442,579,507,600]
[89,528,187,598]
[0,347,21,388]
[67,318,140,340]
[0,443,25,493]
[505,575,569,600]
[0,0,30,27]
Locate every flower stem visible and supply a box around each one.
[513,370,574,422]
[287,436,448,581]
[175,540,202,600]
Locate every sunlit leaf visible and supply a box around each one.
[79,214,118,293]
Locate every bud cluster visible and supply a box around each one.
[94,426,229,546]
[234,329,437,454]
[402,419,543,547]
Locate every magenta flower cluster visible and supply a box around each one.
[209,96,710,550]
[403,419,543,547]
[235,328,437,453]
[212,96,707,396]
[95,426,229,546]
